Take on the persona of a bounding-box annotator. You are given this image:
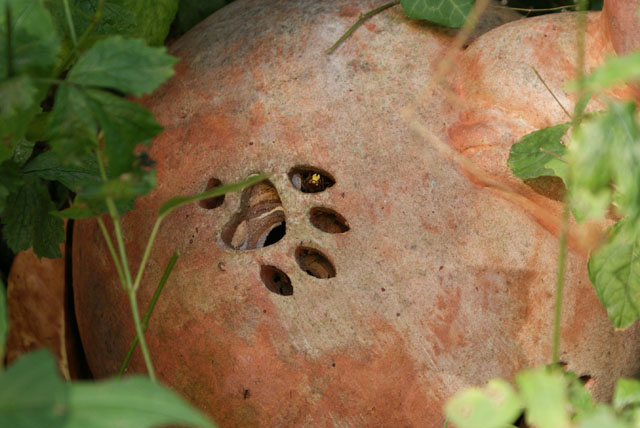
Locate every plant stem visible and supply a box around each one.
[132,217,163,292]
[126,286,156,381]
[97,216,126,287]
[492,4,575,12]
[62,0,78,48]
[325,1,399,55]
[531,66,572,120]
[5,5,12,78]
[120,251,179,376]
[551,200,570,364]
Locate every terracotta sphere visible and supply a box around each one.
[73,1,640,426]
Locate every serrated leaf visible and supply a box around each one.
[66,377,214,428]
[11,138,36,166]
[46,84,99,163]
[508,123,571,180]
[44,0,178,64]
[1,177,64,258]
[0,351,68,428]
[517,367,570,428]
[400,0,473,27]
[23,151,102,191]
[0,75,41,162]
[445,379,522,428]
[588,219,640,329]
[83,89,162,175]
[614,379,640,412]
[158,173,267,218]
[0,160,23,213]
[568,50,640,93]
[0,0,60,78]
[0,276,6,360]
[67,36,177,97]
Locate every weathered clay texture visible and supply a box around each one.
[73,1,640,427]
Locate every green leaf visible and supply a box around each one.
[517,367,570,428]
[66,376,214,428]
[0,75,41,162]
[1,177,65,258]
[52,199,98,219]
[614,379,640,412]
[564,371,595,418]
[23,150,102,191]
[83,89,162,175]
[0,160,23,213]
[0,276,6,360]
[578,406,631,428]
[67,36,177,97]
[159,173,268,218]
[0,351,68,428]
[508,123,571,180]
[174,0,230,34]
[0,0,60,78]
[445,379,522,428]
[568,50,640,93]
[588,219,640,328]
[11,137,36,166]
[400,0,474,27]
[46,84,99,163]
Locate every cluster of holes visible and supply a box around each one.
[199,166,348,297]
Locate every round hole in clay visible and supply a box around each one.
[309,207,350,233]
[260,265,293,296]
[579,375,594,389]
[198,178,225,209]
[295,246,336,279]
[288,166,336,193]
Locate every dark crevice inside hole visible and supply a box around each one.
[260,265,293,296]
[288,166,336,193]
[579,375,594,388]
[199,178,225,209]
[295,246,336,279]
[310,207,350,233]
[264,221,286,246]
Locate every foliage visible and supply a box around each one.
[400,0,474,27]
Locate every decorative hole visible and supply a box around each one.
[309,207,350,233]
[260,265,293,296]
[295,246,336,279]
[579,375,594,389]
[221,180,286,250]
[289,166,335,193]
[199,178,225,209]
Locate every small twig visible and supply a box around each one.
[5,5,13,78]
[119,251,179,376]
[325,1,399,55]
[531,66,572,120]
[540,148,567,162]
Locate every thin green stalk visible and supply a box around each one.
[62,0,78,48]
[492,4,575,12]
[97,216,126,287]
[551,200,570,365]
[120,251,179,376]
[531,66,572,120]
[5,5,12,78]
[132,217,162,292]
[126,286,156,380]
[325,0,399,55]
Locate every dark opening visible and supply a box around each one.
[288,166,336,193]
[579,375,594,389]
[260,265,293,296]
[295,246,336,279]
[199,178,225,209]
[309,207,350,233]
[264,221,286,246]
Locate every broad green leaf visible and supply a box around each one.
[0,276,6,360]
[0,0,60,78]
[46,84,99,163]
[445,379,522,428]
[1,177,65,258]
[0,75,40,163]
[517,367,570,428]
[11,138,36,166]
[0,351,68,428]
[578,406,631,428]
[568,50,640,93]
[23,150,102,191]
[588,219,640,329]
[53,199,98,219]
[66,376,214,428]
[67,36,177,97]
[400,0,473,28]
[563,371,595,417]
[174,0,230,34]
[0,160,23,213]
[83,89,162,175]
[44,0,178,63]
[508,123,570,180]
[159,173,268,218]
[614,379,640,411]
